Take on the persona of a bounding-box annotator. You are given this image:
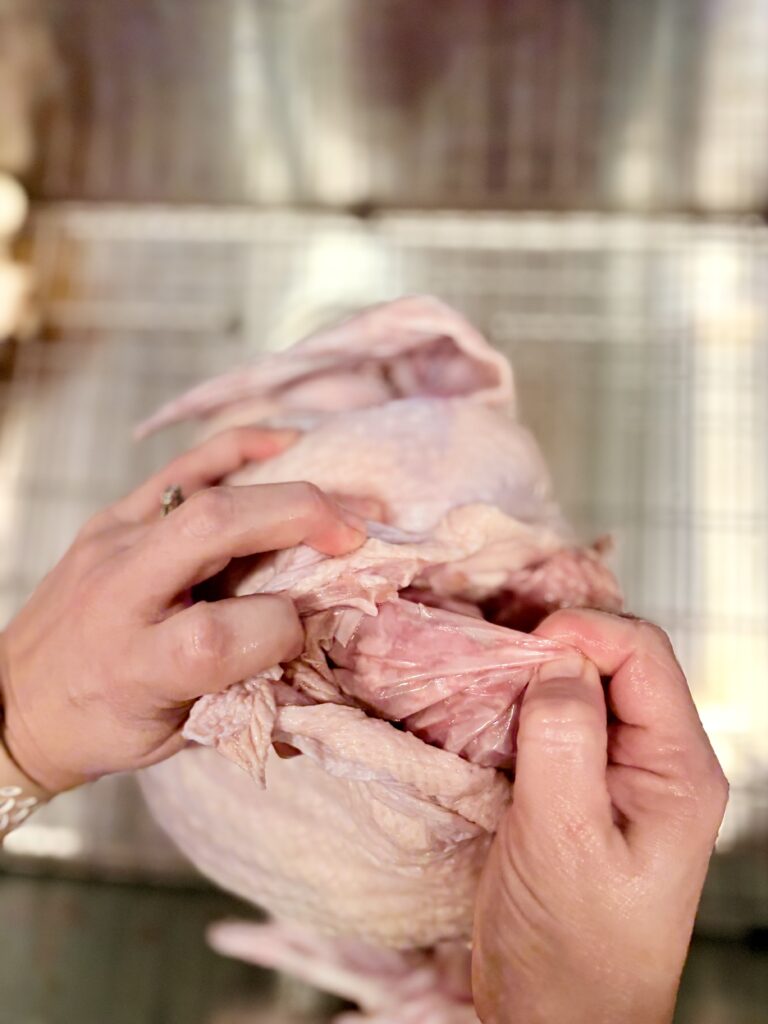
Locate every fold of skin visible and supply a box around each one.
[139,296,623,1019]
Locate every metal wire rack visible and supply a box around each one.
[0,205,766,934]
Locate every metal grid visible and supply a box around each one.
[0,205,767,934]
[30,0,768,213]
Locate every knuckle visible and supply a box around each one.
[76,509,113,541]
[669,760,729,830]
[703,764,730,819]
[716,766,730,801]
[522,690,602,750]
[66,535,102,578]
[178,487,234,538]
[179,603,227,667]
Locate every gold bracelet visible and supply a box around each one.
[0,737,50,841]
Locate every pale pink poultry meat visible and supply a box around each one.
[137,296,621,1022]
[208,920,478,1024]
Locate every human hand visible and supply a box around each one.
[0,427,365,795]
[472,610,728,1024]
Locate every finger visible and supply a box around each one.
[534,609,711,771]
[534,610,728,839]
[128,481,366,612]
[513,654,614,839]
[114,426,299,522]
[137,594,303,703]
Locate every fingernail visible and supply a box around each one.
[538,654,593,683]
[270,428,302,448]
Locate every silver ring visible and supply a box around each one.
[161,484,185,517]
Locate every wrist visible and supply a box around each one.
[0,660,52,837]
[0,631,74,797]
[1,722,68,797]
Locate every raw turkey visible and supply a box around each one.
[137,296,621,1021]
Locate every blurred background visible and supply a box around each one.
[0,0,767,1021]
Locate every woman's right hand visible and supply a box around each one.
[0,426,366,796]
[472,610,728,1024]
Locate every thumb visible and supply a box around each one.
[513,655,614,839]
